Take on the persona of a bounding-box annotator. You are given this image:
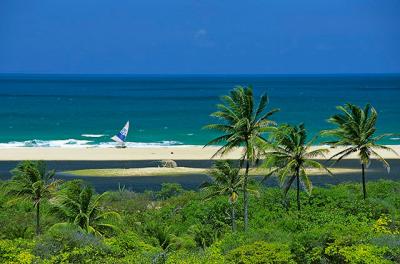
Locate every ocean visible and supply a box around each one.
[0,74,399,147]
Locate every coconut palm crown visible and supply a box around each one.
[204,86,279,160]
[51,180,120,236]
[7,160,60,235]
[321,103,397,199]
[204,85,279,230]
[202,160,242,231]
[262,124,332,211]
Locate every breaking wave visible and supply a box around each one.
[97,140,183,148]
[0,139,92,148]
[81,134,107,138]
[0,139,184,148]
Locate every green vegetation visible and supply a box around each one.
[6,161,61,235]
[1,177,399,263]
[262,124,331,211]
[63,167,207,177]
[201,160,243,231]
[322,103,396,199]
[50,180,120,236]
[204,85,279,230]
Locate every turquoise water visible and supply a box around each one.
[0,74,399,147]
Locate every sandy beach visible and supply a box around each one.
[0,145,398,161]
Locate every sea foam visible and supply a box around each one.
[81,134,107,138]
[0,139,183,148]
[0,139,92,148]
[97,140,183,148]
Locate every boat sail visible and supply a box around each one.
[111,121,129,147]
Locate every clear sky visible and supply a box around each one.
[1,0,399,74]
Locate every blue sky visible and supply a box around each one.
[0,0,399,74]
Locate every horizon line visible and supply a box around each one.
[1,72,400,78]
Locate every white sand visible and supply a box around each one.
[0,145,398,161]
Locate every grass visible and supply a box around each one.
[63,167,207,177]
[62,167,360,177]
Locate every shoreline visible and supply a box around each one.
[0,145,398,161]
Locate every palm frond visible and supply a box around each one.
[283,175,296,196]
[328,147,356,163]
[300,169,313,195]
[370,149,391,173]
[204,86,277,163]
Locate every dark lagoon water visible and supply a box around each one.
[0,74,399,147]
[1,159,399,193]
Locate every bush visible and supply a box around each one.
[325,243,392,264]
[33,223,109,261]
[157,183,184,200]
[226,241,295,264]
[0,239,35,264]
[105,230,161,257]
[370,234,400,263]
[165,247,225,264]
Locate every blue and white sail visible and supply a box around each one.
[111,121,129,144]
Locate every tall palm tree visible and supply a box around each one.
[321,103,396,199]
[204,85,279,230]
[263,124,332,211]
[7,160,60,235]
[202,160,242,231]
[51,180,120,236]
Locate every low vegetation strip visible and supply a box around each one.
[63,167,208,177]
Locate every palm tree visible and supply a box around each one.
[51,180,120,236]
[7,160,60,235]
[204,85,279,230]
[263,124,332,211]
[321,103,397,199]
[202,160,242,231]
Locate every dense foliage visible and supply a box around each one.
[1,178,399,263]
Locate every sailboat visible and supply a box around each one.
[111,121,129,148]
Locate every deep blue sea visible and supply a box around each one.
[0,74,399,147]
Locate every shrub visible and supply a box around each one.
[157,183,184,200]
[0,239,35,264]
[325,243,392,264]
[370,234,400,263]
[373,214,400,234]
[105,230,160,257]
[226,241,295,264]
[165,246,225,264]
[189,224,219,248]
[33,223,109,261]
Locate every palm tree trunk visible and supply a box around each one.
[231,204,236,231]
[36,201,40,235]
[296,172,300,211]
[243,159,250,231]
[362,163,367,199]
